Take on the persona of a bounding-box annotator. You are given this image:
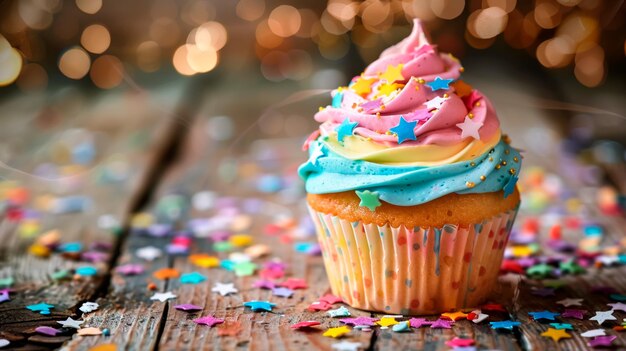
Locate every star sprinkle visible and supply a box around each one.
[179,272,206,284]
[392,321,411,332]
[467,310,489,323]
[57,317,84,329]
[327,306,351,318]
[549,323,573,330]
[273,287,294,298]
[557,298,583,307]
[309,145,325,166]
[150,291,177,302]
[375,82,403,97]
[174,304,202,312]
[529,310,559,321]
[0,339,9,348]
[503,175,519,198]
[409,318,433,328]
[291,321,321,329]
[608,302,626,312]
[445,338,475,347]
[588,335,617,348]
[490,320,521,331]
[279,278,308,290]
[153,268,180,280]
[350,77,376,97]
[335,118,358,142]
[252,279,275,290]
[0,289,10,303]
[323,326,350,338]
[243,300,276,312]
[376,316,399,327]
[26,303,54,315]
[425,96,447,110]
[340,316,378,327]
[425,76,454,91]
[561,309,585,319]
[136,246,162,261]
[212,282,238,296]
[456,116,483,140]
[389,116,417,144]
[193,315,224,327]
[589,310,616,325]
[115,263,144,276]
[332,340,362,351]
[319,294,343,305]
[541,328,571,342]
[218,320,243,336]
[379,64,404,83]
[581,329,606,338]
[79,301,99,313]
[35,326,61,336]
[430,318,454,329]
[355,190,381,211]
[441,311,468,321]
[233,261,257,276]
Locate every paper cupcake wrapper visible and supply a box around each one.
[310,206,518,315]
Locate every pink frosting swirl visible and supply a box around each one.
[314,19,500,148]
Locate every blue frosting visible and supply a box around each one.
[298,138,522,206]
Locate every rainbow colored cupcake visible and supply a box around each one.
[298,20,522,315]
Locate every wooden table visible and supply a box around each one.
[0,73,625,351]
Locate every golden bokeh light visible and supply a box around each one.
[81,24,111,54]
[16,63,48,91]
[136,41,161,72]
[431,0,465,20]
[76,0,102,14]
[296,9,319,38]
[194,21,227,51]
[0,36,23,87]
[473,7,508,39]
[361,1,392,33]
[181,0,215,26]
[404,1,436,21]
[186,44,218,73]
[58,47,91,79]
[487,0,517,13]
[268,5,301,37]
[534,2,562,29]
[321,10,352,35]
[556,0,582,6]
[90,55,124,89]
[18,1,54,30]
[172,44,195,76]
[236,0,265,21]
[256,20,283,49]
[574,45,604,87]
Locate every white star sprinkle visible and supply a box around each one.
[608,302,626,312]
[332,340,362,351]
[57,317,84,329]
[150,291,177,302]
[556,298,583,307]
[211,282,238,296]
[589,310,616,326]
[79,301,99,314]
[424,96,447,111]
[136,246,162,261]
[470,309,489,323]
[456,116,483,140]
[580,329,606,338]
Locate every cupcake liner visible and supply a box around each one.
[310,206,518,315]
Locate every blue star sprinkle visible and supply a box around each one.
[179,272,207,284]
[549,323,573,330]
[243,300,276,312]
[528,310,559,321]
[335,118,358,142]
[490,320,521,330]
[27,303,54,315]
[425,76,454,91]
[75,266,97,276]
[332,91,343,108]
[503,175,518,198]
[309,144,325,166]
[390,116,417,144]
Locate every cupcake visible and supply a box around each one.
[298,20,522,315]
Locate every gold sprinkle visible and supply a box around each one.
[504,149,510,155]
[489,157,493,162]
[470,162,476,167]
[468,112,474,119]
[415,86,420,91]
[358,108,364,112]
[509,168,516,175]
[513,156,519,163]
[380,105,386,110]
[502,134,511,144]
[466,181,475,188]
[480,175,486,181]
[501,160,507,166]
[385,131,392,135]
[366,137,372,141]
[417,78,425,84]
[376,112,381,119]
[459,67,465,72]
[495,165,501,170]
[475,102,481,107]
[337,86,345,92]
[352,103,357,108]
[319,106,325,111]
[443,93,449,98]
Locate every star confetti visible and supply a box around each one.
[331,340,362,351]
[319,294,343,305]
[273,287,294,298]
[335,118,358,142]
[541,328,571,342]
[77,327,103,336]
[57,317,84,329]
[425,76,454,91]
[376,316,399,328]
[588,335,617,348]
[557,298,583,307]
[528,311,559,321]
[355,190,381,211]
[490,320,521,330]
[79,301,99,313]
[0,289,9,303]
[549,323,573,330]
[350,77,376,97]
[243,300,276,312]
[180,272,206,284]
[445,338,475,347]
[561,309,585,319]
[456,116,482,140]
[468,310,489,323]
[409,318,433,328]
[193,315,224,327]
[115,263,144,276]
[212,282,238,296]
[136,246,162,261]
[307,301,332,311]
[323,326,351,338]
[150,291,177,302]
[279,278,308,290]
[589,310,616,325]
[430,318,454,329]
[379,64,404,83]
[389,116,417,144]
[441,311,468,321]
[340,316,378,327]
[392,321,411,332]
[26,303,54,315]
[174,304,203,312]
[425,96,447,110]
[153,268,180,280]
[608,302,626,312]
[327,306,351,318]
[35,326,61,336]
[581,329,606,338]
[291,321,321,329]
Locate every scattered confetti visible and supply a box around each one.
[57,317,84,329]
[243,300,276,312]
[376,316,399,328]
[445,337,475,347]
[323,326,350,338]
[136,246,162,261]
[556,298,583,307]
[35,326,61,336]
[588,335,617,348]
[150,291,177,302]
[528,310,559,321]
[327,306,351,318]
[77,327,103,336]
[180,272,207,284]
[392,321,411,332]
[589,310,616,325]
[331,340,362,351]
[79,301,99,314]
[541,327,571,342]
[580,329,606,338]
[430,319,454,329]
[340,316,378,327]
[212,282,238,296]
[490,320,521,331]
[193,315,224,327]
[441,311,468,321]
[26,303,54,315]
[278,278,307,290]
[174,304,203,312]
[291,321,321,329]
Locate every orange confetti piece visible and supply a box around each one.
[152,268,180,280]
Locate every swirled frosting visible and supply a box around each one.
[299,20,521,207]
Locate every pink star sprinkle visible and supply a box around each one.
[279,278,308,290]
[319,294,343,305]
[193,315,224,327]
[408,318,433,328]
[291,321,321,329]
[445,337,475,347]
[430,319,454,329]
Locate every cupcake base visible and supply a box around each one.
[310,205,518,315]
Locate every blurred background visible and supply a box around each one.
[0,0,624,204]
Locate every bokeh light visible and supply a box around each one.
[473,7,508,39]
[268,5,301,38]
[90,55,124,89]
[431,0,465,20]
[80,24,111,54]
[172,44,195,76]
[58,47,91,80]
[236,0,265,21]
[136,41,161,72]
[194,21,227,51]
[76,0,102,14]
[186,44,218,73]
[16,63,48,91]
[0,35,23,87]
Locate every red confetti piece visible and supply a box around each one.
[291,321,321,329]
